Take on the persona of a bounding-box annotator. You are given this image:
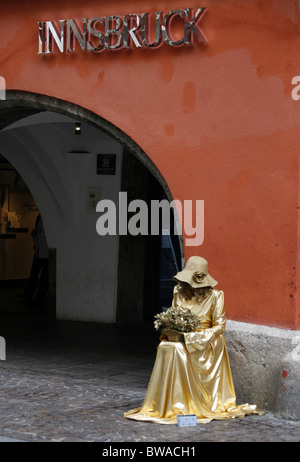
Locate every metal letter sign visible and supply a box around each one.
[38,7,207,54]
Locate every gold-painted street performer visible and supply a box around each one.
[124,256,264,424]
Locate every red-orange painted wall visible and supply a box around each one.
[1,0,300,329]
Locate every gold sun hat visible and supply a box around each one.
[173,256,218,288]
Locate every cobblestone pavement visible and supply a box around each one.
[0,311,299,443]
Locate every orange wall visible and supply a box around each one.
[1,0,300,329]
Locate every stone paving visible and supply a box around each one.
[0,311,299,443]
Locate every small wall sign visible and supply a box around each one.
[97,154,116,175]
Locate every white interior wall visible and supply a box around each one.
[0,112,123,323]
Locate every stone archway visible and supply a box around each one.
[0,91,184,323]
[0,91,174,206]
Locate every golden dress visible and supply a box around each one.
[124,286,264,424]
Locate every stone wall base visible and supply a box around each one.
[225,320,300,420]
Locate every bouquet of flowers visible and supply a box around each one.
[154,305,201,341]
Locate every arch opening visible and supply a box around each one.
[0,91,184,324]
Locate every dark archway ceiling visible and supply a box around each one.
[0,107,41,130]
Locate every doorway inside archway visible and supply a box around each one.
[0,95,183,324]
[0,156,47,314]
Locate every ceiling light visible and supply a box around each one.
[75,122,81,135]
